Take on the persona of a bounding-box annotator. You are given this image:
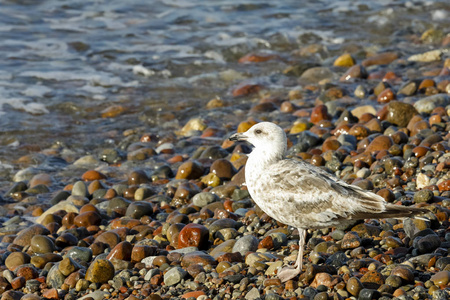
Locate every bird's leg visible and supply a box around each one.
[277,228,306,282]
[293,228,305,269]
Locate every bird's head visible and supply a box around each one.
[229,122,287,158]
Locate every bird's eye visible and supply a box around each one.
[255,129,262,134]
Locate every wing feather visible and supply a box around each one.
[266,159,387,221]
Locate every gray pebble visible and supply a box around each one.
[232,234,259,255]
[164,266,187,286]
[65,246,93,263]
[72,181,88,197]
[192,192,218,207]
[46,263,65,288]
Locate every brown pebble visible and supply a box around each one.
[360,270,385,288]
[341,231,361,249]
[175,160,204,180]
[106,241,133,261]
[391,266,414,283]
[16,266,38,280]
[310,105,331,124]
[5,252,31,271]
[340,65,367,81]
[210,159,237,180]
[85,259,115,283]
[29,173,53,188]
[365,136,393,153]
[94,231,121,248]
[81,170,106,181]
[362,52,398,67]
[377,88,396,104]
[73,211,102,227]
[10,276,26,290]
[310,272,333,288]
[177,223,209,250]
[128,170,150,185]
[438,179,450,192]
[232,83,262,97]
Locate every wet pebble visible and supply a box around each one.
[177,223,209,250]
[341,231,361,249]
[164,267,187,286]
[232,235,259,255]
[30,235,56,254]
[85,259,115,283]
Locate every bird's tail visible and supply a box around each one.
[351,204,429,220]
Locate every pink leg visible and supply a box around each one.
[278,228,306,282]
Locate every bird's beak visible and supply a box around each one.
[229,132,247,142]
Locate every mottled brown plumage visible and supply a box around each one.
[230,122,428,282]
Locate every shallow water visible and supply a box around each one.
[0,0,449,190]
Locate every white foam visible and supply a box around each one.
[22,85,52,97]
[432,10,448,21]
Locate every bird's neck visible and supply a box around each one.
[247,146,285,169]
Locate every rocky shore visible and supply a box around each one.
[1,42,450,300]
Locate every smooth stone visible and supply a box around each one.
[408,49,443,62]
[333,53,355,67]
[210,240,236,258]
[46,263,65,289]
[386,101,418,127]
[175,160,204,180]
[398,81,417,96]
[245,287,260,300]
[365,136,393,153]
[385,275,402,288]
[85,259,115,283]
[340,64,367,81]
[65,246,93,263]
[127,170,150,185]
[210,159,237,180]
[430,270,450,286]
[163,266,187,286]
[181,251,216,267]
[265,260,283,276]
[0,291,25,300]
[5,252,30,271]
[77,290,110,300]
[106,241,133,261]
[13,224,50,247]
[192,192,219,207]
[30,235,56,254]
[232,235,259,255]
[73,211,102,227]
[72,181,88,197]
[414,94,449,114]
[58,257,83,276]
[37,200,79,224]
[125,201,153,219]
[208,218,237,239]
[107,197,131,214]
[341,231,361,249]
[416,234,441,253]
[13,167,39,182]
[390,266,414,283]
[436,257,450,270]
[325,252,348,268]
[300,67,334,83]
[177,223,209,250]
[414,189,434,203]
[358,288,381,300]
[30,253,62,269]
[94,231,121,249]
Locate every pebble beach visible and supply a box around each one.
[0,1,450,300]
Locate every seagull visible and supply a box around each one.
[229,122,428,282]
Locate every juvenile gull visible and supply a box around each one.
[229,122,428,282]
